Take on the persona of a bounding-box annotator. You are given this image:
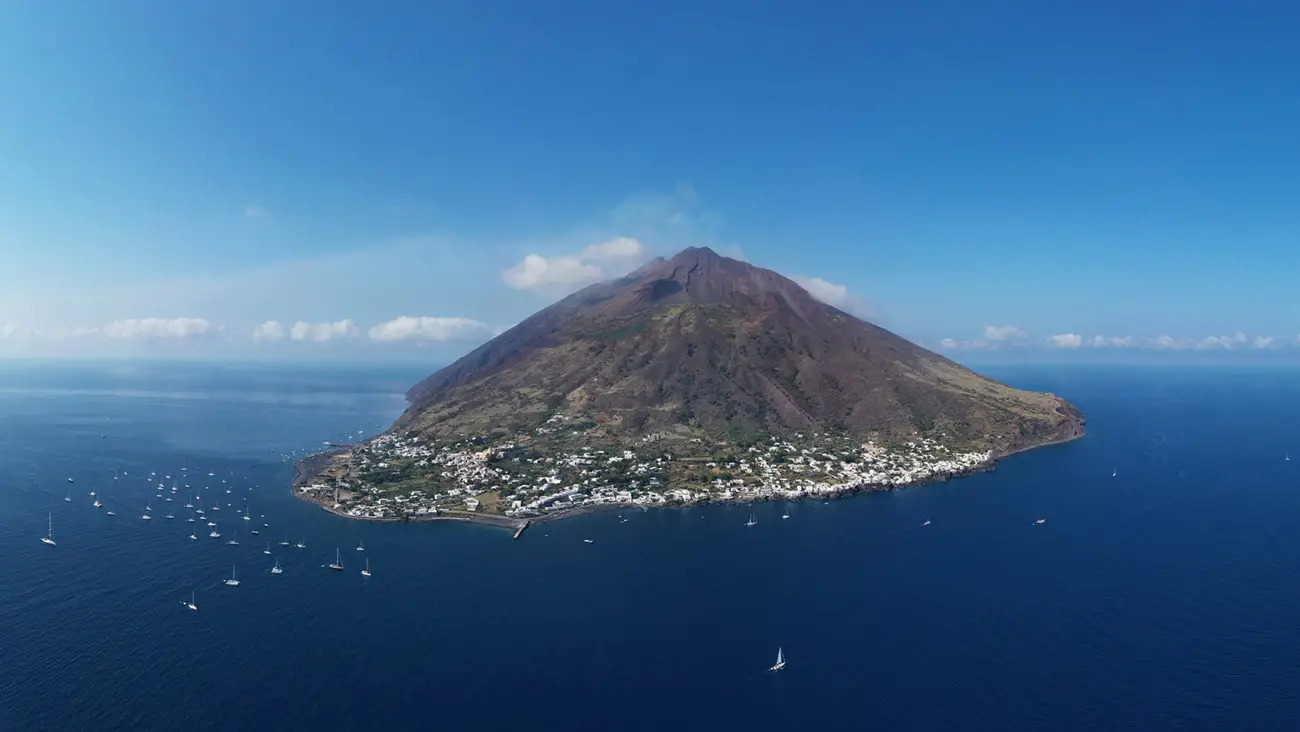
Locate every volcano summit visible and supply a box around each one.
[296,247,1084,522]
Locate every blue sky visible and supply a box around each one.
[2,1,1300,361]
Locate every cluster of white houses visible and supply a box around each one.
[298,426,994,520]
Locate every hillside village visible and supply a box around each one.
[296,413,995,521]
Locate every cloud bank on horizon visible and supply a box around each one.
[940,328,1293,352]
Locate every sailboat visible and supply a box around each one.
[93,497,102,508]
[356,540,364,552]
[64,494,71,503]
[209,524,221,538]
[227,529,239,546]
[40,512,56,545]
[141,505,151,520]
[189,531,197,540]
[769,647,786,672]
[745,513,758,527]
[271,558,283,575]
[279,534,291,547]
[328,548,345,571]
[223,566,240,586]
[184,591,197,611]
[295,538,306,549]
[1111,467,1117,477]
[263,542,272,555]
[105,509,116,516]
[113,468,119,481]
[361,558,371,577]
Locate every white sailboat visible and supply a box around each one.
[93,497,102,508]
[184,590,197,611]
[769,647,786,672]
[295,538,306,549]
[141,505,151,520]
[280,534,291,547]
[224,566,240,586]
[227,529,239,546]
[189,531,197,540]
[105,509,116,516]
[356,540,364,552]
[271,558,283,575]
[328,548,344,571]
[1111,467,1117,477]
[40,512,56,545]
[361,558,371,577]
[264,542,272,555]
[209,524,221,538]
[745,512,758,527]
[64,494,71,503]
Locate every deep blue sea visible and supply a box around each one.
[4,361,1300,731]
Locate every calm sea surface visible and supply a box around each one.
[3,361,1300,731]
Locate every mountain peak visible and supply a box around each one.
[399,249,1084,461]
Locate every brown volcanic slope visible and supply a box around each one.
[397,247,1083,456]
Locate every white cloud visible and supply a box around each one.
[1090,335,1136,348]
[245,204,268,220]
[103,317,214,340]
[1,324,34,339]
[1150,335,1184,349]
[983,325,1026,342]
[502,254,602,291]
[937,337,989,350]
[290,319,358,342]
[1195,331,1248,350]
[1046,333,1083,348]
[502,237,650,292]
[1254,335,1277,349]
[252,320,286,342]
[368,316,494,343]
[791,275,869,316]
[580,236,646,262]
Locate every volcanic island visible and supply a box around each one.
[293,247,1084,529]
